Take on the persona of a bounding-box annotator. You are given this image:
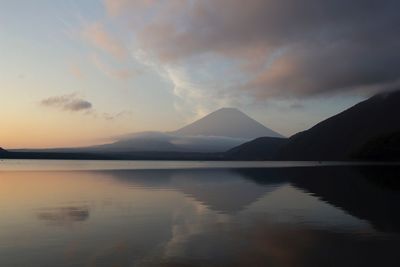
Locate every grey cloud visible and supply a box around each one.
[289,103,305,110]
[130,0,400,98]
[40,94,93,112]
[102,110,132,121]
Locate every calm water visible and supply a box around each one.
[0,160,400,266]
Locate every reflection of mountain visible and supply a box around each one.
[107,169,286,214]
[289,167,400,233]
[106,166,400,231]
[241,166,400,233]
[170,170,284,214]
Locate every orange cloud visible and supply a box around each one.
[90,53,138,80]
[82,22,127,60]
[69,64,85,79]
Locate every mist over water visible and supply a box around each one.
[0,161,399,266]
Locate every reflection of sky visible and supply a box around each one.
[0,169,398,266]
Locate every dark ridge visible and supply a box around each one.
[354,131,400,160]
[225,137,288,160]
[277,90,400,160]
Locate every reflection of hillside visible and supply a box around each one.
[291,167,400,233]
[107,169,285,214]
[241,166,400,233]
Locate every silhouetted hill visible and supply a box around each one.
[0,147,8,157]
[172,107,283,138]
[354,132,400,160]
[225,137,288,160]
[277,90,400,160]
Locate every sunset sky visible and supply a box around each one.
[1,0,399,148]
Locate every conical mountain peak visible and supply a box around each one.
[172,107,283,139]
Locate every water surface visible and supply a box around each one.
[0,160,399,266]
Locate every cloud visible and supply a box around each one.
[81,22,140,81]
[102,110,132,121]
[40,93,93,112]
[82,22,127,60]
[91,53,138,80]
[69,64,84,79]
[108,0,400,98]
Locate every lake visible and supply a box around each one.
[0,160,399,266]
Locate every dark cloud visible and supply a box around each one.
[41,94,93,111]
[130,0,400,98]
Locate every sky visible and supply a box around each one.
[1,0,399,148]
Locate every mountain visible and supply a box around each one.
[11,108,280,155]
[95,132,249,153]
[277,90,400,160]
[91,132,180,152]
[80,108,282,153]
[225,137,288,160]
[172,107,283,139]
[225,90,400,160]
[354,131,400,160]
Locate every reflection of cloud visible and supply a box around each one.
[40,93,92,112]
[162,200,230,259]
[36,206,89,225]
[158,211,393,267]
